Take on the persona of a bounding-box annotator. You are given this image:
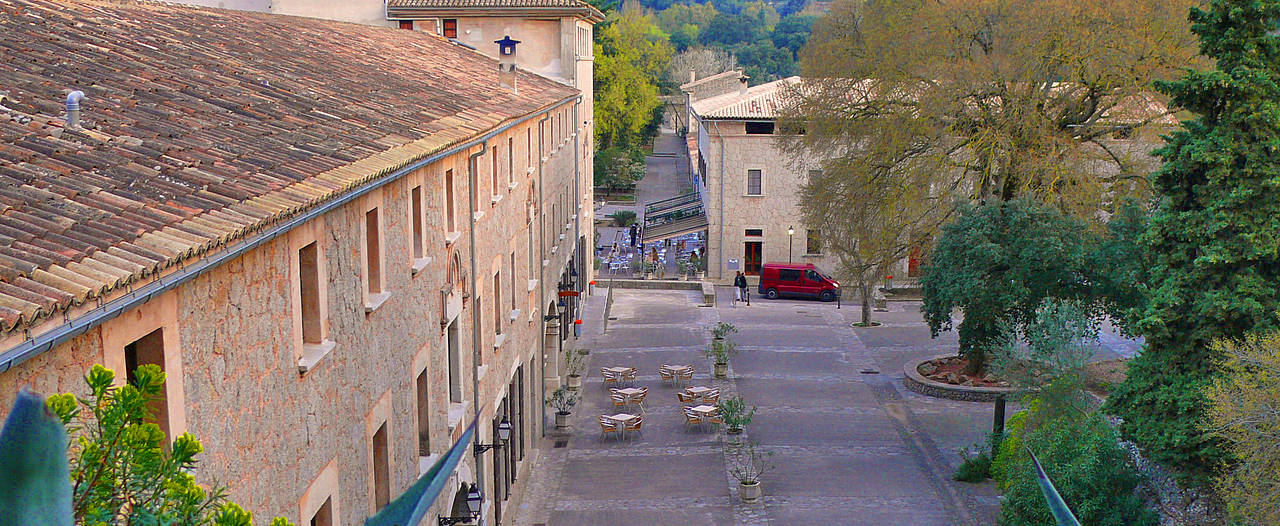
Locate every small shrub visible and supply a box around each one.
[953,450,992,482]
[998,413,1156,526]
[612,210,637,227]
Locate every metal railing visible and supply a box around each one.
[644,192,700,215]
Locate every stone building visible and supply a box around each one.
[686,76,863,281]
[0,1,591,524]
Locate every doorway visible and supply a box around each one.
[743,241,762,276]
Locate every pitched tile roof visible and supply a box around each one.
[691,76,800,120]
[386,0,603,20]
[0,0,575,336]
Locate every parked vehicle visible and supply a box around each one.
[756,263,841,302]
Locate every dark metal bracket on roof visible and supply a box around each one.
[0,94,579,374]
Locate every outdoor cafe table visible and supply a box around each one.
[606,413,638,439]
[685,386,711,397]
[690,405,717,416]
[603,366,633,376]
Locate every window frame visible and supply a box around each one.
[746,169,763,196]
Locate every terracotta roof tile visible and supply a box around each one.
[0,0,575,336]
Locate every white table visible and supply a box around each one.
[603,366,632,375]
[690,405,717,416]
[685,386,711,396]
[606,413,638,439]
[615,387,643,397]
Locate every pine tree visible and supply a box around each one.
[1105,0,1280,488]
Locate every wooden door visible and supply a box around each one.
[744,242,762,276]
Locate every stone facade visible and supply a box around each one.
[0,105,590,526]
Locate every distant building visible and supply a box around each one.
[0,1,591,524]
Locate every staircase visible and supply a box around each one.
[640,193,708,243]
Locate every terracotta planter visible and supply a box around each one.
[739,481,762,502]
[566,375,582,390]
[713,362,728,378]
[555,411,571,428]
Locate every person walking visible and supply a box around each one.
[629,223,638,247]
[734,271,749,307]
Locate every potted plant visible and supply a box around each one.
[705,339,738,378]
[676,259,690,281]
[546,387,580,428]
[710,322,738,342]
[564,348,587,390]
[718,396,755,436]
[629,258,642,278]
[728,441,774,503]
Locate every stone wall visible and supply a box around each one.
[0,100,590,526]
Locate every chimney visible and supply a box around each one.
[690,69,696,84]
[65,90,85,130]
[495,35,521,93]
[738,74,750,96]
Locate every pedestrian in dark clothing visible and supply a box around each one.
[734,271,749,306]
[629,224,638,247]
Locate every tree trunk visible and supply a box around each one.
[859,281,873,326]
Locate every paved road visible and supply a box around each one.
[510,288,1003,525]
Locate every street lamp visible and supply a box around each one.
[787,226,795,263]
[438,483,483,525]
[474,417,512,454]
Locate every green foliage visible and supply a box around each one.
[49,364,284,525]
[997,412,1156,526]
[704,338,738,364]
[611,210,637,227]
[594,7,671,151]
[1207,332,1280,524]
[717,396,755,432]
[953,449,993,483]
[0,389,73,526]
[1086,200,1151,337]
[546,386,581,415]
[710,321,738,339]
[921,200,1097,374]
[594,146,646,195]
[1105,0,1280,488]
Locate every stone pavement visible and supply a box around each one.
[510,287,1005,525]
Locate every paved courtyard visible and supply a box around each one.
[510,287,1012,525]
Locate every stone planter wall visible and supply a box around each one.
[902,354,1022,402]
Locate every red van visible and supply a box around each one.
[757,263,841,301]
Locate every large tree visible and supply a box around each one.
[1106,0,1280,490]
[780,0,1200,215]
[594,4,673,150]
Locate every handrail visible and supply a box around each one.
[644,192,699,213]
[643,203,706,228]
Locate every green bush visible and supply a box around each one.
[953,450,992,483]
[612,210,637,227]
[997,413,1155,526]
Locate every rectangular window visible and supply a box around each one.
[398,20,413,30]
[411,186,424,260]
[445,169,456,233]
[416,369,430,456]
[442,18,457,38]
[507,137,514,186]
[125,328,169,439]
[779,268,802,281]
[510,251,517,310]
[491,146,499,197]
[365,208,382,294]
[309,498,333,526]
[447,322,462,403]
[745,229,763,237]
[493,271,502,336]
[372,422,390,511]
[745,121,775,134]
[806,229,822,254]
[747,170,762,195]
[299,242,322,344]
[526,129,532,171]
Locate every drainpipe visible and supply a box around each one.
[466,141,488,511]
[711,120,725,281]
[572,96,582,294]
[536,111,549,438]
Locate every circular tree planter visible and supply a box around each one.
[566,375,582,390]
[903,354,1022,402]
[713,362,729,378]
[555,411,571,428]
[739,481,762,503]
